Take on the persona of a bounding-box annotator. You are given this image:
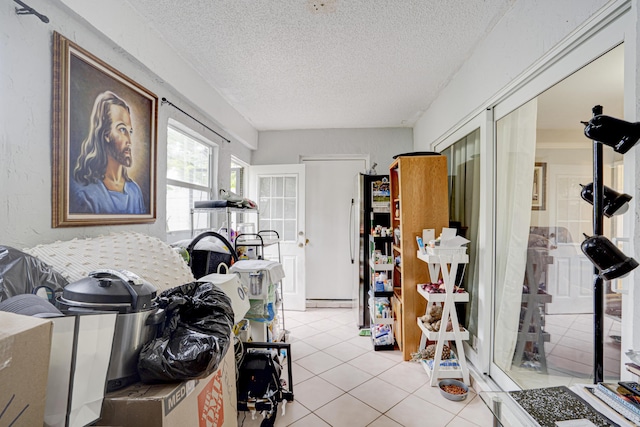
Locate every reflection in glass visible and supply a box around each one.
[166,125,214,233]
[494,98,538,378]
[441,128,481,345]
[493,44,624,389]
[166,127,210,186]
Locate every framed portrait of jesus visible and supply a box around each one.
[52,31,157,227]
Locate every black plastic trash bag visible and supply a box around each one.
[0,246,68,302]
[138,281,234,383]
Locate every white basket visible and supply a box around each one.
[426,247,467,256]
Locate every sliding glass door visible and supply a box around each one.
[436,110,494,375]
[433,3,633,391]
[492,44,625,390]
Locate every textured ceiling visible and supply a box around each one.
[124,0,515,131]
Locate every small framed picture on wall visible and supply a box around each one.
[532,162,547,211]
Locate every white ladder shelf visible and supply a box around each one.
[416,250,470,386]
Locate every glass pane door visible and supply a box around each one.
[492,45,624,389]
[258,175,297,242]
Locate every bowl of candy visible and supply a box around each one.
[438,379,469,401]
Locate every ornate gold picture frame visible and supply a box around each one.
[52,32,157,227]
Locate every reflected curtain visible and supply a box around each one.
[494,99,537,370]
[446,130,481,340]
[467,135,480,341]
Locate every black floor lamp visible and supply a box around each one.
[581,105,640,384]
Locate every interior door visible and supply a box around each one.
[249,164,306,311]
[546,164,594,314]
[303,158,366,300]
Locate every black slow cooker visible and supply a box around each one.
[57,269,161,391]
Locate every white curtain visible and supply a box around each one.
[494,99,538,370]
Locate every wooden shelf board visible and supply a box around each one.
[390,155,449,361]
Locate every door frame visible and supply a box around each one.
[248,164,307,311]
[433,109,495,381]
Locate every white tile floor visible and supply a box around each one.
[507,313,622,389]
[237,308,495,427]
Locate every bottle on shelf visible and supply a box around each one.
[368,232,395,351]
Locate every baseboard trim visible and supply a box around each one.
[306,299,354,308]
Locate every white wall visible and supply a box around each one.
[413,0,610,148]
[56,0,258,150]
[253,128,412,170]
[0,0,251,248]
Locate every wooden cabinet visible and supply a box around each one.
[392,291,403,349]
[390,155,448,361]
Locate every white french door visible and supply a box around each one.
[546,164,594,314]
[249,164,306,311]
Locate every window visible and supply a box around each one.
[434,110,491,374]
[230,158,245,197]
[230,157,247,226]
[258,175,297,241]
[493,45,624,389]
[166,123,217,233]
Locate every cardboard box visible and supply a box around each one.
[96,344,237,427]
[0,312,53,427]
